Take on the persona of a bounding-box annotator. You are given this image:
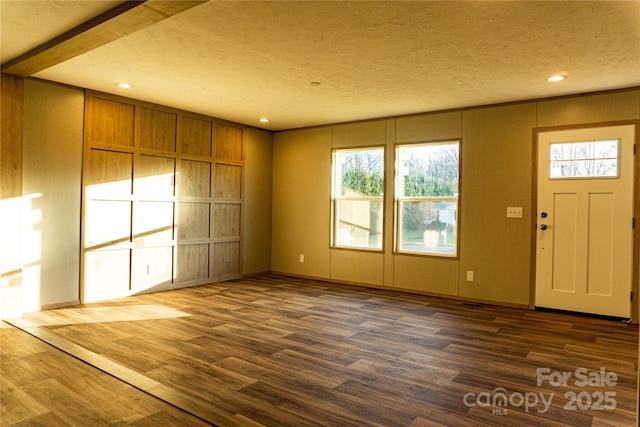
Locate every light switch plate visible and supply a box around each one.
[506,207,523,218]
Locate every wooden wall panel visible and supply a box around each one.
[214,242,241,277]
[131,150,177,292]
[212,123,244,279]
[83,91,244,301]
[178,202,210,240]
[182,116,212,157]
[82,249,131,302]
[83,148,133,253]
[136,155,175,198]
[1,74,23,199]
[131,246,173,291]
[140,107,177,152]
[133,201,174,245]
[84,200,132,249]
[177,244,210,282]
[215,164,242,199]
[180,160,211,198]
[85,149,133,198]
[214,203,241,238]
[88,97,135,146]
[83,250,131,302]
[214,123,243,161]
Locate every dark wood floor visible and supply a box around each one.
[2,274,638,426]
[0,321,211,426]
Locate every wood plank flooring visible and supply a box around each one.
[2,274,638,426]
[0,321,211,426]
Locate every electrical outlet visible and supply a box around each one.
[506,207,523,218]
[299,254,305,263]
[466,271,474,282]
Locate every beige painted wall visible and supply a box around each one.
[243,127,273,274]
[272,127,332,277]
[459,103,536,305]
[537,90,640,127]
[22,80,84,311]
[273,89,640,307]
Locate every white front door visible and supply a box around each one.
[535,125,635,318]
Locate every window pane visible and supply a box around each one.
[572,142,593,160]
[572,160,593,177]
[398,144,459,197]
[594,140,618,159]
[594,159,618,177]
[550,160,572,178]
[335,149,384,198]
[551,143,572,161]
[398,201,457,255]
[335,200,383,248]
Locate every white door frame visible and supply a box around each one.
[530,121,640,322]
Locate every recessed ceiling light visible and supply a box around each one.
[259,118,270,123]
[547,75,567,82]
[116,82,133,89]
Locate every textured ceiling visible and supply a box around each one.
[2,1,639,131]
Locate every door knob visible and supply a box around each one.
[541,212,548,218]
[540,224,547,230]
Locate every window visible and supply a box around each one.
[549,139,619,179]
[395,141,459,256]
[331,147,384,250]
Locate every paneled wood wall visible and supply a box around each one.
[82,91,244,302]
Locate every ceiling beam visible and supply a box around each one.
[1,0,208,77]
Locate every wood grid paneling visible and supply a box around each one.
[181,116,212,157]
[139,107,177,152]
[214,123,243,161]
[87,97,134,147]
[82,92,244,303]
[213,203,241,238]
[82,148,133,302]
[213,122,244,281]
